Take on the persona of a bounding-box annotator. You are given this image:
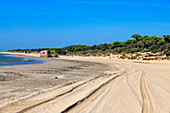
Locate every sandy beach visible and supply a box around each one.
[0,52,169,113]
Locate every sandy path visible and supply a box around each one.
[0,55,169,113]
[67,57,170,113]
[68,58,170,113]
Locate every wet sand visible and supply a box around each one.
[0,53,170,113]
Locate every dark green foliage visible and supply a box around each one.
[125,40,135,45]
[8,34,170,56]
[163,35,170,43]
[131,34,142,41]
[63,45,90,52]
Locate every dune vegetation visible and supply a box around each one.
[8,34,170,56]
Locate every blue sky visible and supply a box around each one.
[0,0,170,51]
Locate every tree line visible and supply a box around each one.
[8,34,170,56]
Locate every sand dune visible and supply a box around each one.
[0,54,169,113]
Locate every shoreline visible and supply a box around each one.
[0,53,45,67]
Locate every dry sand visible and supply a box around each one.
[0,53,169,113]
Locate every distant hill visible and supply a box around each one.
[8,34,170,56]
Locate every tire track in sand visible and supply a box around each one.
[16,76,101,113]
[140,70,156,113]
[126,68,143,106]
[12,64,122,113]
[62,67,127,113]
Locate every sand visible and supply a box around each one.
[0,52,169,113]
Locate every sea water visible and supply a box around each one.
[0,54,44,66]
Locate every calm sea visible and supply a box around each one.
[0,54,44,66]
